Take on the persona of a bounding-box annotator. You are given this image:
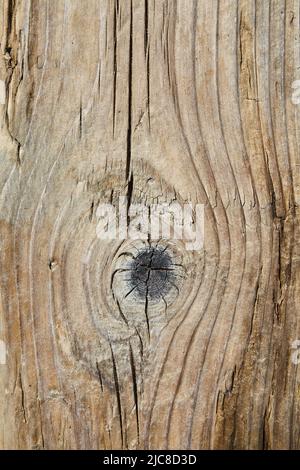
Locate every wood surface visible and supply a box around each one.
[0,0,300,450]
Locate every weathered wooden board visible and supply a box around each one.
[0,0,299,450]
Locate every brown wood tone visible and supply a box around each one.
[0,0,299,450]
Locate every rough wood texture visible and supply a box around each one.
[0,0,300,450]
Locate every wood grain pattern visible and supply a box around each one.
[0,0,299,450]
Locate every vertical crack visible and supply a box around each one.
[112,0,118,137]
[126,0,133,180]
[144,0,148,55]
[96,361,104,393]
[79,98,82,139]
[19,371,27,423]
[145,0,151,129]
[126,172,134,228]
[129,342,140,442]
[110,343,124,447]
